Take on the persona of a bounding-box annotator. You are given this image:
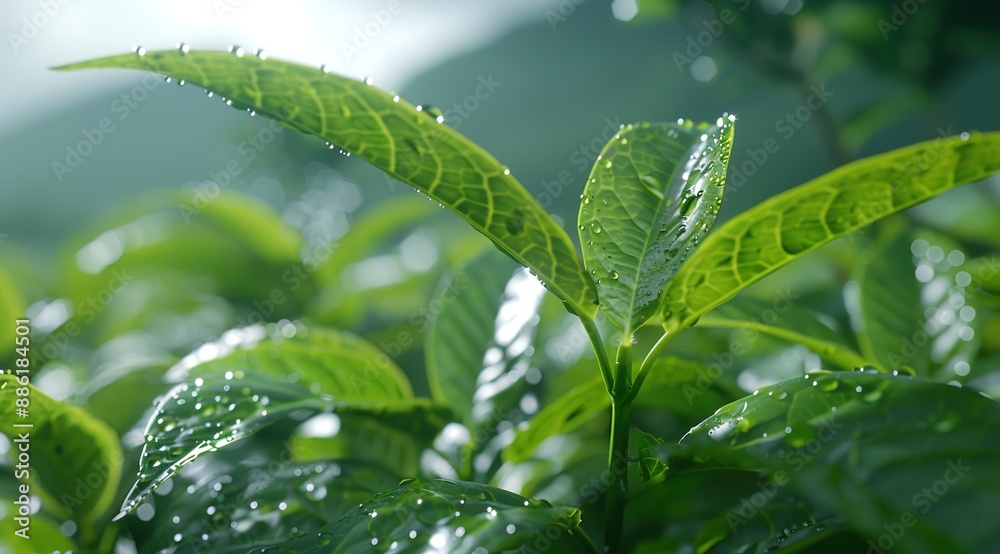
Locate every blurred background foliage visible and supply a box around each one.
[1,0,999,552]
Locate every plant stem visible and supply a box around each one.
[582,317,615,394]
[604,340,633,552]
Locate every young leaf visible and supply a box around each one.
[660,132,1000,331]
[579,116,735,332]
[252,479,591,553]
[57,50,599,319]
[681,371,1000,553]
[635,430,668,482]
[0,375,122,527]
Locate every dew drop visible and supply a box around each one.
[590,222,602,234]
[176,42,190,55]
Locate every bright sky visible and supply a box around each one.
[0,0,560,136]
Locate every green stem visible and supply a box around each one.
[582,317,615,394]
[604,340,633,552]
[623,327,679,405]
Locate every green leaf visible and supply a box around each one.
[635,430,668,482]
[39,190,310,363]
[135,459,398,554]
[62,190,304,306]
[0,504,76,554]
[504,356,739,463]
[680,370,1000,553]
[426,249,548,479]
[0,269,25,365]
[76,355,176,434]
[854,231,930,377]
[57,49,599,319]
[253,479,591,553]
[660,132,1000,330]
[851,229,975,379]
[0,375,122,527]
[426,249,541,425]
[164,323,414,397]
[579,116,734,331]
[118,323,421,517]
[697,296,870,370]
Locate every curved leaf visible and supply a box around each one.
[253,479,590,553]
[636,429,668,482]
[57,50,598,319]
[118,323,423,517]
[661,132,1000,330]
[0,375,122,527]
[681,370,1000,553]
[163,323,414,396]
[579,116,734,331]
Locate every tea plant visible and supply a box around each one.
[1,47,999,553]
